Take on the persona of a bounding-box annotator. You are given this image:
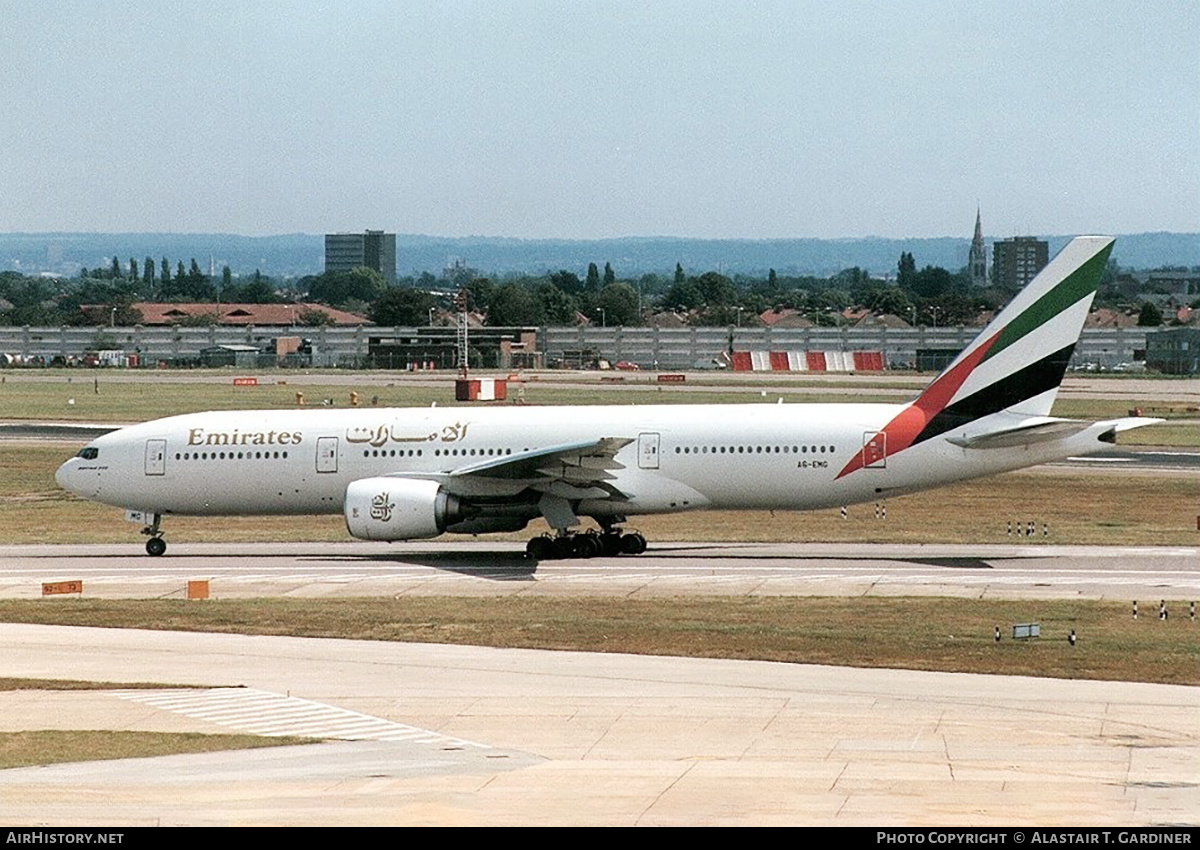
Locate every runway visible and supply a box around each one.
[1,541,1196,600]
[1,623,1197,826]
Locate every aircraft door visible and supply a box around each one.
[144,439,166,476]
[638,432,660,469]
[316,436,339,474]
[862,431,886,469]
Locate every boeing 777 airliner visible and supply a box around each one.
[56,236,1157,558]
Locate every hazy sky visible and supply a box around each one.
[2,1,1196,239]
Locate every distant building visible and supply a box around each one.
[1146,327,1200,375]
[443,256,478,283]
[992,236,1048,289]
[324,231,396,282]
[199,344,263,368]
[1145,270,1200,300]
[968,209,988,287]
[367,327,539,370]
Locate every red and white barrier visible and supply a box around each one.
[730,350,886,372]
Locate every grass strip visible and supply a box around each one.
[0,677,207,691]
[2,597,1195,686]
[0,730,312,770]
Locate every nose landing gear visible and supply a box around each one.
[140,514,166,556]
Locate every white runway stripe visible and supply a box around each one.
[108,687,488,748]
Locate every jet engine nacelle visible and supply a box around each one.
[343,477,459,541]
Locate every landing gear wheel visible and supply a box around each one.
[140,513,165,557]
[526,536,554,561]
[573,533,602,559]
[600,533,624,556]
[620,532,647,555]
[551,536,576,559]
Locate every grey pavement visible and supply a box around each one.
[0,623,1197,826]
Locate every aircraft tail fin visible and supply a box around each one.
[909,235,1112,438]
[835,236,1113,479]
[916,235,1113,425]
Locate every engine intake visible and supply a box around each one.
[344,477,459,541]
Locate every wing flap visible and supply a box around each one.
[537,464,617,483]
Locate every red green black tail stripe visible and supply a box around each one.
[834,237,1112,481]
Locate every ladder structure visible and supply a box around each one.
[455,288,469,379]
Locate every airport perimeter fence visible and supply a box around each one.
[0,324,1153,372]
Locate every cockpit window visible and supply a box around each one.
[77,447,99,460]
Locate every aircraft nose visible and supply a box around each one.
[55,458,76,492]
[55,456,93,498]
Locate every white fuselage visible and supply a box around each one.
[55,401,1117,529]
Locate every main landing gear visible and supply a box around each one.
[140,513,167,557]
[525,528,647,561]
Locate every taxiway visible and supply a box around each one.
[0,541,1196,601]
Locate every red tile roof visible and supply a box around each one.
[123,302,369,325]
[1084,308,1138,329]
[759,308,813,328]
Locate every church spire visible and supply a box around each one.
[969,207,988,287]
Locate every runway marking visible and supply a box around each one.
[108,687,489,748]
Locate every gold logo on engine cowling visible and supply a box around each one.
[370,492,395,522]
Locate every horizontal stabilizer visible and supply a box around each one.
[946,418,1090,449]
[1095,416,1165,442]
[947,415,1162,450]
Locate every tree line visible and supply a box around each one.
[1,252,1191,329]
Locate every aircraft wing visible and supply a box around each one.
[385,437,635,500]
